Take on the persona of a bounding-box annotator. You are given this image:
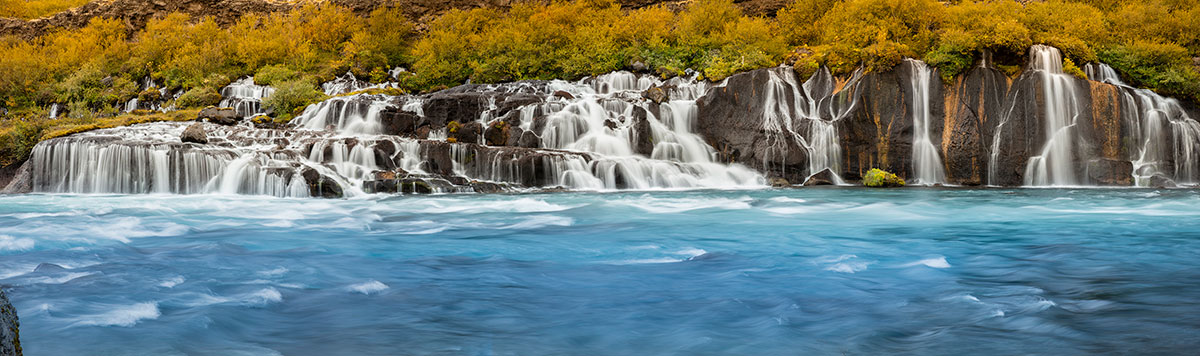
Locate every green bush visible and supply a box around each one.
[176,87,222,109]
[254,65,299,86]
[262,79,325,118]
[863,168,905,187]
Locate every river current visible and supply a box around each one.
[1,189,1198,355]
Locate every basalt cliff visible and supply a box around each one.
[4,45,1199,197]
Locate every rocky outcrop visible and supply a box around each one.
[698,67,810,183]
[180,122,209,144]
[0,161,31,194]
[943,54,1010,185]
[0,289,20,356]
[198,107,240,126]
[836,63,942,181]
[803,168,836,186]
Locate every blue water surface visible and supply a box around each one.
[1,188,1199,355]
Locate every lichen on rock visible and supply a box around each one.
[863,168,905,187]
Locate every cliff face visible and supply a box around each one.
[696,51,1200,187]
[0,0,789,39]
[0,289,19,356]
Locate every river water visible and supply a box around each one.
[1,189,1198,355]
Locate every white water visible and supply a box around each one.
[1086,63,1200,186]
[28,71,765,196]
[906,59,946,185]
[1023,45,1083,186]
[219,77,275,117]
[760,66,850,184]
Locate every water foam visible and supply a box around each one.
[347,280,390,295]
[75,302,161,327]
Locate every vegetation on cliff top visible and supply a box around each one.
[0,0,1198,166]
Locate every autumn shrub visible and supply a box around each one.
[262,79,325,118]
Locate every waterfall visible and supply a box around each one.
[219,77,275,117]
[1087,63,1200,186]
[906,59,946,185]
[760,66,848,184]
[1023,45,1083,186]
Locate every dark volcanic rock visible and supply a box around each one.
[1,288,20,356]
[1150,173,1177,188]
[454,122,483,144]
[300,168,344,198]
[422,92,491,129]
[803,168,837,186]
[0,162,31,194]
[642,85,669,104]
[697,67,810,183]
[378,108,423,138]
[198,107,239,126]
[1087,158,1133,186]
[517,130,541,148]
[836,62,943,182]
[943,54,1010,185]
[180,122,208,144]
[484,121,511,146]
[631,106,654,156]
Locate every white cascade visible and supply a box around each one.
[1023,45,1083,186]
[906,59,946,185]
[219,77,275,117]
[1086,63,1200,186]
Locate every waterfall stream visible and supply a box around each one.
[219,77,275,118]
[1023,45,1083,186]
[1086,63,1200,186]
[906,59,946,185]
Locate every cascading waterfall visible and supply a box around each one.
[1023,45,1083,186]
[219,77,275,117]
[906,59,946,185]
[760,66,850,184]
[1086,63,1200,186]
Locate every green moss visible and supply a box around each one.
[863,168,905,188]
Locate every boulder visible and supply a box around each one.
[197,106,239,126]
[399,178,434,194]
[300,168,344,198]
[517,130,541,148]
[484,120,511,146]
[378,108,422,138]
[1150,173,1177,188]
[553,90,574,101]
[863,168,905,187]
[803,168,837,186]
[1086,158,1133,186]
[1,289,20,356]
[768,177,790,187]
[470,181,507,194]
[454,121,483,144]
[642,85,668,104]
[180,122,208,144]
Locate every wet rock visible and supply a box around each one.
[631,61,647,72]
[470,181,508,194]
[180,122,208,144]
[1086,158,1132,186]
[362,179,398,194]
[484,120,511,146]
[698,67,810,183]
[198,106,239,126]
[803,168,837,186]
[768,177,790,187]
[1,289,21,356]
[300,168,343,198]
[453,121,482,144]
[944,55,1009,185]
[399,178,434,194]
[553,90,574,101]
[836,63,938,182]
[378,108,422,138]
[1150,173,1177,188]
[517,130,541,148]
[0,161,31,194]
[422,92,490,129]
[642,85,668,104]
[631,106,654,156]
